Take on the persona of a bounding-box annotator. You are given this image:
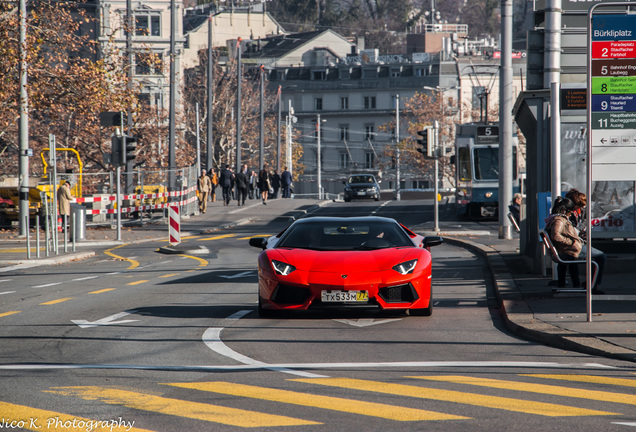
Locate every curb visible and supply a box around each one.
[443,236,636,363]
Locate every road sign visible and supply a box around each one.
[589,11,636,181]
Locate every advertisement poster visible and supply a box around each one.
[561,123,635,237]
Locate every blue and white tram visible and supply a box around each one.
[453,123,520,219]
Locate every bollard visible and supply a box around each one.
[25,215,31,260]
[36,215,40,259]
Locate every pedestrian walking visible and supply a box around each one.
[235,165,249,206]
[197,169,212,213]
[208,168,218,202]
[57,181,73,227]
[259,165,271,205]
[281,166,292,198]
[219,164,234,206]
[271,170,281,199]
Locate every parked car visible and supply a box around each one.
[249,216,443,317]
[343,174,381,202]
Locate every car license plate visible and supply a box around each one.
[321,290,368,302]
[356,191,365,196]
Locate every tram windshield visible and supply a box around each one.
[473,147,499,180]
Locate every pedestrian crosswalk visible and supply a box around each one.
[8,373,636,430]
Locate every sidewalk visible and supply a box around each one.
[1,201,635,364]
[419,222,636,364]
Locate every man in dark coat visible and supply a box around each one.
[235,164,249,206]
[281,167,292,198]
[271,170,281,199]
[219,164,234,206]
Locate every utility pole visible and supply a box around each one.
[18,0,29,237]
[395,94,401,201]
[316,114,322,199]
[277,86,281,173]
[434,120,440,232]
[168,0,177,190]
[499,0,514,239]
[206,14,214,171]
[236,38,242,175]
[259,65,264,171]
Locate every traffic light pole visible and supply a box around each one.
[116,165,121,241]
[434,121,440,232]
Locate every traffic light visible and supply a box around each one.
[122,135,137,165]
[416,127,434,157]
[111,135,122,166]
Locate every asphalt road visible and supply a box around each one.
[1,200,635,432]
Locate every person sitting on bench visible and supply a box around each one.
[544,196,606,294]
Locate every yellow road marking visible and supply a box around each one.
[40,298,74,305]
[126,280,148,286]
[0,247,46,253]
[159,273,180,278]
[46,386,318,427]
[198,234,237,241]
[293,378,617,417]
[0,311,20,318]
[104,244,139,269]
[238,234,271,240]
[416,375,636,405]
[523,374,636,388]
[178,254,208,267]
[167,381,468,421]
[0,401,154,431]
[89,288,115,294]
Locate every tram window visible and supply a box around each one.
[474,147,499,180]
[458,147,471,181]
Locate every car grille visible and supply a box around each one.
[271,284,311,305]
[378,283,418,303]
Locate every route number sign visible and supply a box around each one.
[589,11,636,181]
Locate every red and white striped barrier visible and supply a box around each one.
[168,205,180,246]
[70,185,198,215]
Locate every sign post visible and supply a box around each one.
[587,5,636,322]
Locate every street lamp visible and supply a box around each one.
[316,114,326,200]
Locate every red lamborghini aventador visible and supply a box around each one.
[249,216,443,317]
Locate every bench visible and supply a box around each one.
[539,230,598,293]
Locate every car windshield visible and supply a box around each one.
[348,176,375,184]
[277,221,414,250]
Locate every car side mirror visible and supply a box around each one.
[249,237,267,249]
[423,236,443,248]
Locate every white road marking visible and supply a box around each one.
[33,282,62,288]
[0,279,11,283]
[334,318,402,327]
[71,310,139,329]
[0,361,619,372]
[202,327,327,378]
[72,276,99,282]
[220,271,254,279]
[613,423,636,427]
[0,291,16,295]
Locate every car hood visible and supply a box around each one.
[271,248,416,272]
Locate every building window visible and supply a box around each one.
[365,152,374,169]
[339,153,349,169]
[135,52,163,75]
[365,125,375,140]
[315,98,323,111]
[364,96,376,109]
[339,125,349,141]
[340,97,348,110]
[136,13,161,36]
[125,12,161,37]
